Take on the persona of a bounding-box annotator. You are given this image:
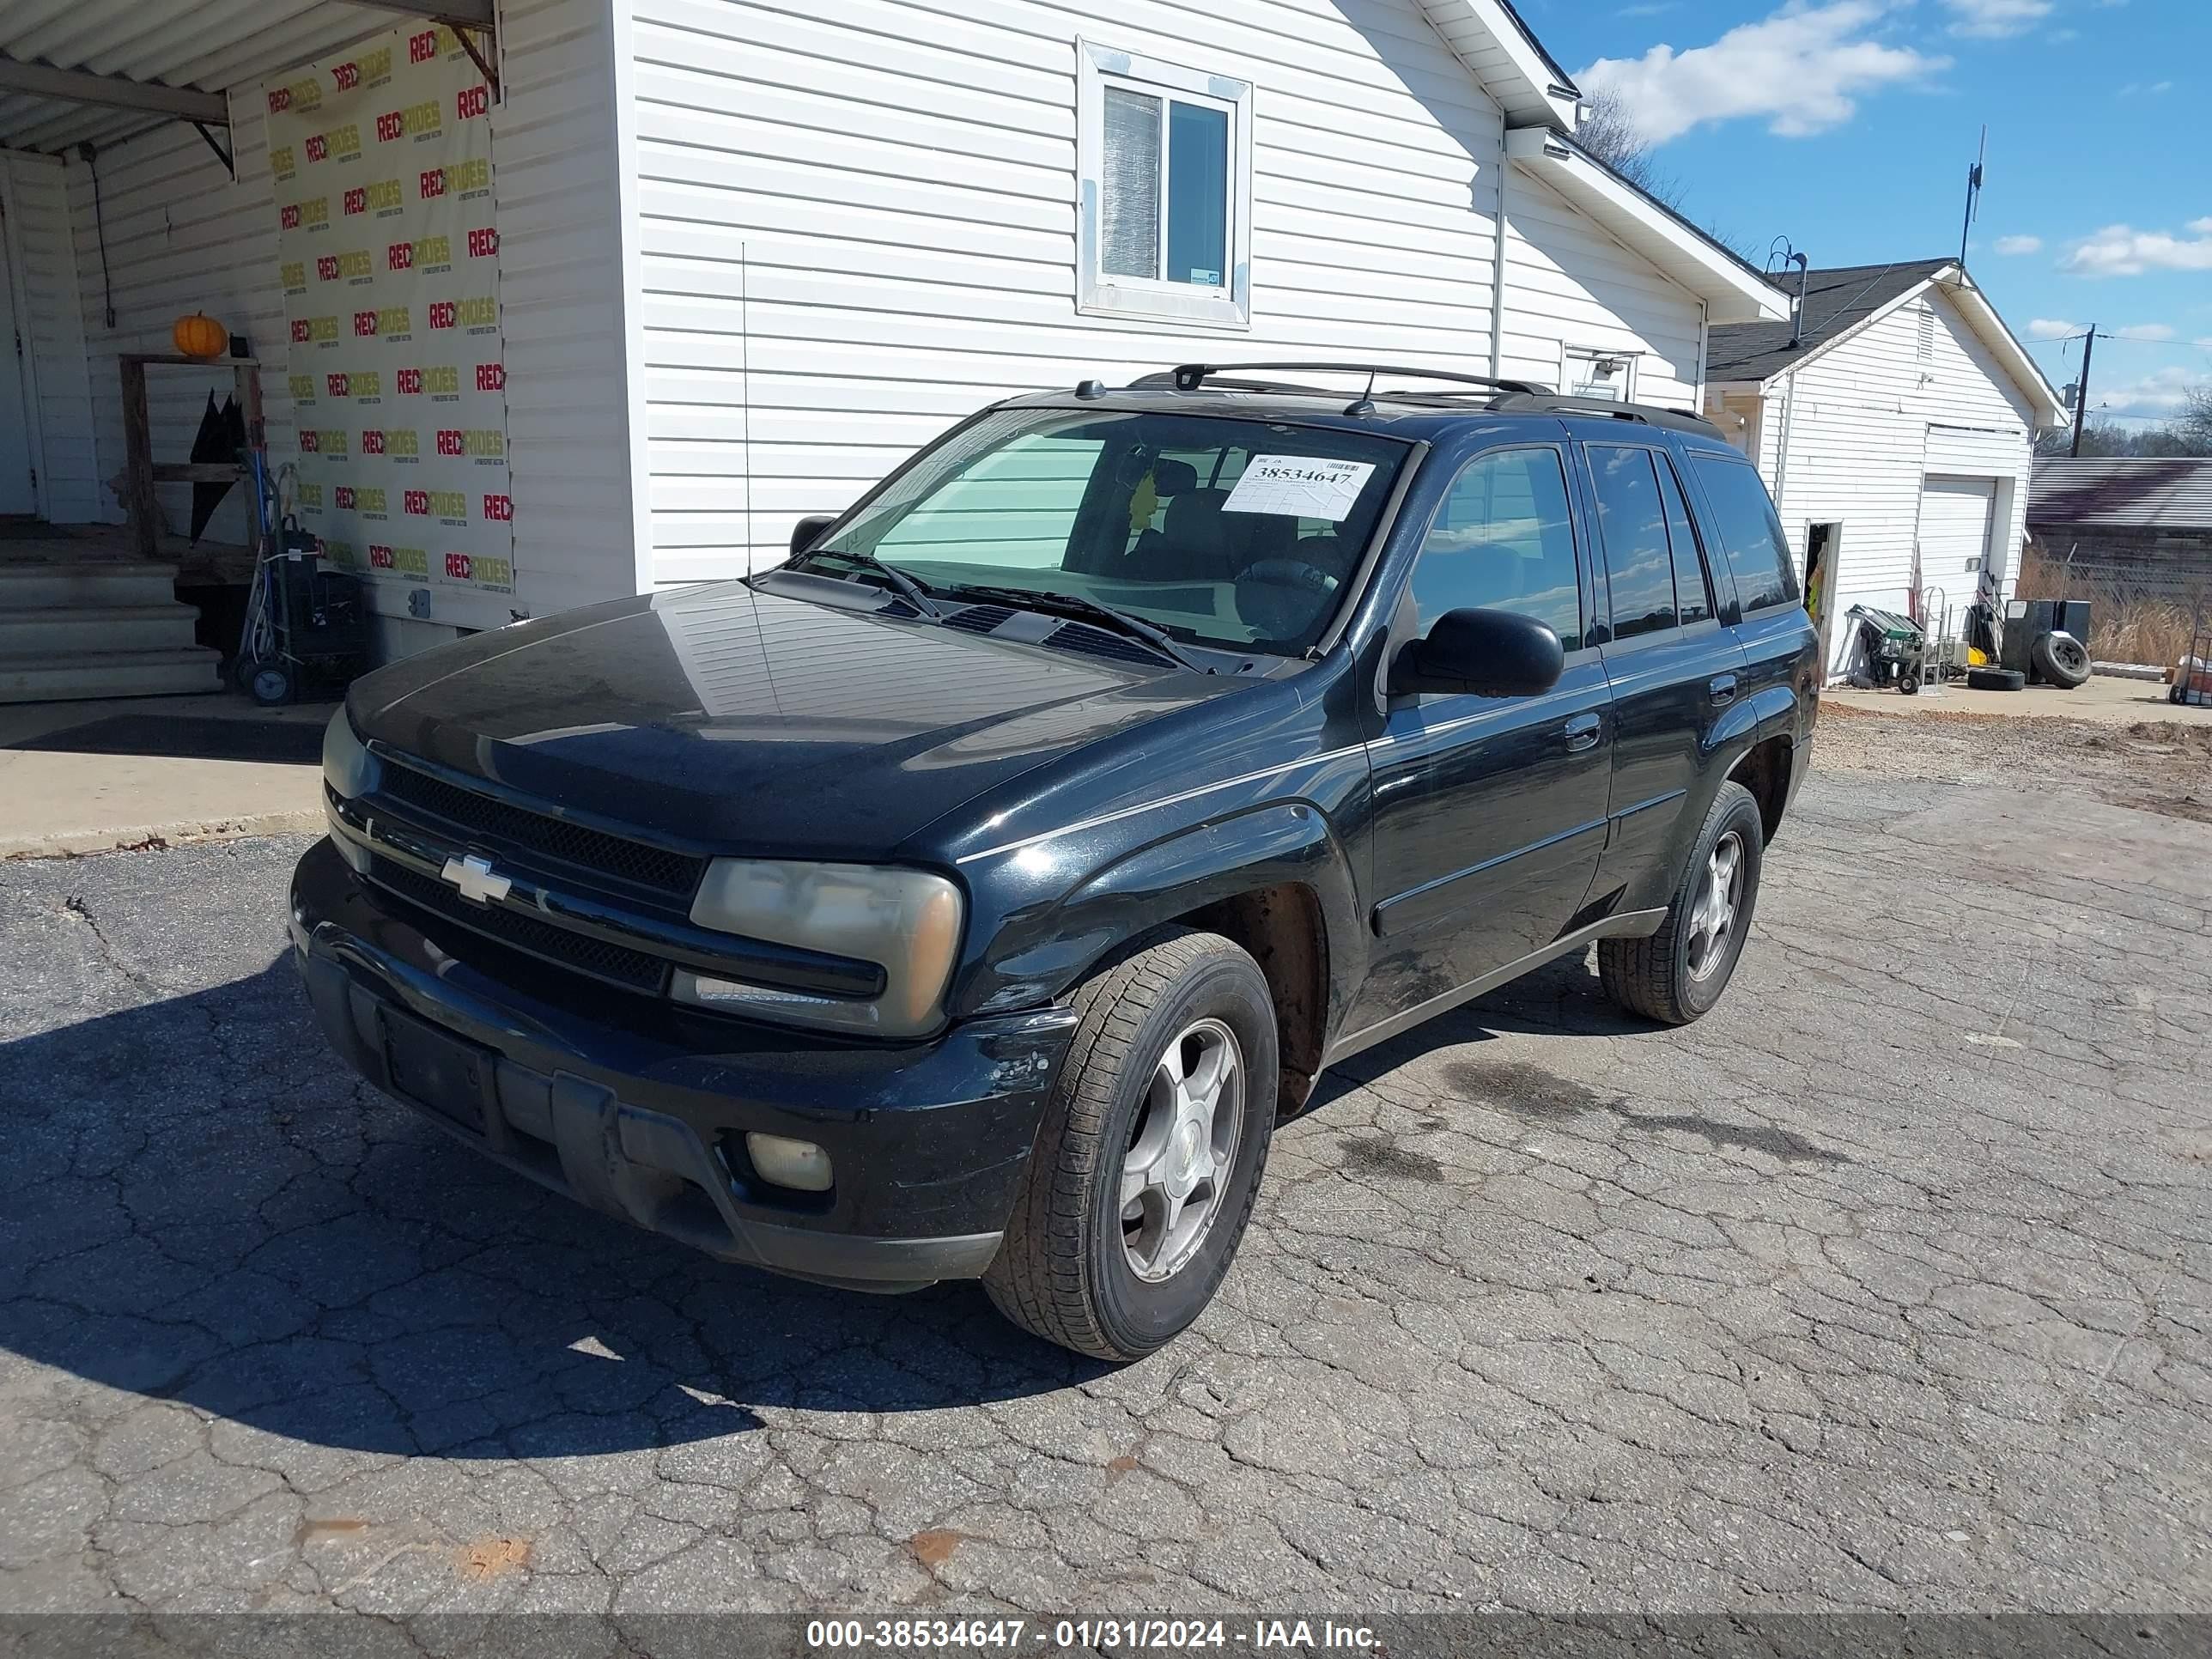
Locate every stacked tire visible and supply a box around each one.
[1967,629,2091,693]
[2031,629,2092,689]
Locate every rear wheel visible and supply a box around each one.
[1599,781,1765,1026]
[1966,665,2027,691]
[985,929,1276,1362]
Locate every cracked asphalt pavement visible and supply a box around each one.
[1,745,2208,1618]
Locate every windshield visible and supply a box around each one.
[804,409,1411,655]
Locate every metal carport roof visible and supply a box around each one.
[0,0,486,157]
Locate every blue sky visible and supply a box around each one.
[1518,0,2209,424]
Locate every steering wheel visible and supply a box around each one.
[1234,557,1340,641]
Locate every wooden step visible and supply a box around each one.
[0,603,204,655]
[0,647,224,704]
[0,561,182,609]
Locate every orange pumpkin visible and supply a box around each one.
[173,312,227,360]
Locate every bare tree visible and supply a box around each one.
[2034,403,2212,459]
[1574,86,1673,200]
[2178,386,2212,453]
[1571,85,1764,267]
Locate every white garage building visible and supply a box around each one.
[0,0,1786,696]
[1702,259,2069,680]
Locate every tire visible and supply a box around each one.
[2031,629,2091,689]
[1598,781,1765,1026]
[243,658,295,706]
[985,928,1278,1362]
[1897,672,1919,696]
[1966,666,2026,692]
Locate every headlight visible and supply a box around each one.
[674,860,964,1038]
[322,709,378,799]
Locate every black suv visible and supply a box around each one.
[293,363,1818,1361]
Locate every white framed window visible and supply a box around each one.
[1562,347,1638,402]
[1077,40,1253,329]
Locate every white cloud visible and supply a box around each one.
[1992,234,2043,255]
[1576,2,1947,144]
[2059,222,2212,276]
[2090,366,2202,421]
[2112,323,2176,340]
[2026,318,2085,339]
[1943,0,2054,36]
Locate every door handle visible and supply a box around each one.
[1564,712,1601,753]
[1709,674,1738,707]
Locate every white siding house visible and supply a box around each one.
[1703,260,2068,679]
[1,0,1784,688]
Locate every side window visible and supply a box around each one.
[1586,445,1675,642]
[1654,453,1714,626]
[1412,447,1582,653]
[1692,456,1800,614]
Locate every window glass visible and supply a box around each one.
[1165,102,1228,288]
[1101,88,1162,279]
[1654,453,1713,626]
[1412,447,1581,652]
[1587,446,1675,641]
[1100,88,1231,288]
[815,409,1408,654]
[1692,456,1800,613]
[872,434,1100,571]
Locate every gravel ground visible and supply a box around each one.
[1,723,2208,1620]
[1814,702,2212,824]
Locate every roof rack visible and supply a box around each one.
[1148,362,1555,398]
[1487,392,1723,437]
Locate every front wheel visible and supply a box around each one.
[1598,781,1765,1025]
[985,928,1277,1362]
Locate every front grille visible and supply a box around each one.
[368,856,669,993]
[378,763,705,899]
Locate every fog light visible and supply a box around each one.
[745,1132,833,1193]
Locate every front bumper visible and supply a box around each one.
[289,836,1076,1291]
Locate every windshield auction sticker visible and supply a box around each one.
[1222,456,1376,522]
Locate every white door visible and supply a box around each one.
[0,228,36,515]
[1917,476,1995,620]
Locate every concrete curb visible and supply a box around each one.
[2091,661,2166,683]
[0,809,325,862]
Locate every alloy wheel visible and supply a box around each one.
[1119,1017,1244,1283]
[1686,830,1744,983]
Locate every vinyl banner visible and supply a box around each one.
[265,24,514,598]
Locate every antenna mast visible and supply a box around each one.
[1959,125,1986,269]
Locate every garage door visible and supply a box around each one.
[1919,477,1996,587]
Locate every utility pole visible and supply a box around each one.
[2069,327,2097,457]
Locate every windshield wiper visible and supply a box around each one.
[937,583,1208,673]
[791,548,943,618]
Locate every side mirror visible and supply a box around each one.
[790,514,836,559]
[1389,607,1565,699]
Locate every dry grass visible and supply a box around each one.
[2015,546,2206,668]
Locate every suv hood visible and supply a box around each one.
[349,580,1246,858]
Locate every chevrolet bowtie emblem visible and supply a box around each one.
[440,852,512,905]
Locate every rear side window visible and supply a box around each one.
[1413,447,1583,652]
[1655,454,1713,626]
[1692,456,1799,614]
[1586,446,1675,641]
